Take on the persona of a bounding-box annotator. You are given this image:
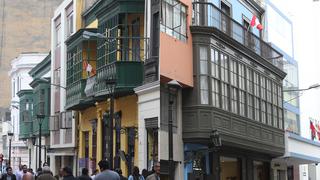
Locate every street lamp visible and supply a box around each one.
[8,132,14,167]
[283,83,320,92]
[40,78,66,89]
[167,80,182,180]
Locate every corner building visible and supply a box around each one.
[64,0,146,176]
[138,0,287,179]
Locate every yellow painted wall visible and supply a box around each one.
[86,19,98,28]
[76,0,84,29]
[78,95,139,176]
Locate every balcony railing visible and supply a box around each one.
[66,79,87,109]
[192,2,283,69]
[95,35,148,96]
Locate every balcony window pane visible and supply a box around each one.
[254,97,260,121]
[267,103,272,125]
[211,79,220,107]
[221,83,229,110]
[220,53,228,82]
[210,48,219,78]
[200,76,209,104]
[231,87,238,114]
[239,90,246,116]
[200,47,208,74]
[239,63,245,90]
[161,0,187,41]
[247,94,253,119]
[246,68,253,94]
[260,76,266,100]
[261,100,266,124]
[273,106,278,128]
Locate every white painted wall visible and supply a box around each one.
[8,53,47,170]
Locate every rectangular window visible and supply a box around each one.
[254,72,260,97]
[266,79,272,103]
[278,108,283,129]
[210,48,219,78]
[66,3,74,37]
[230,59,237,87]
[231,87,238,114]
[261,100,266,124]
[55,22,61,47]
[260,76,266,100]
[273,83,278,106]
[267,103,272,125]
[220,53,229,82]
[161,0,187,41]
[199,46,209,105]
[239,90,246,116]
[221,83,229,111]
[273,106,278,128]
[278,86,283,107]
[247,94,253,119]
[254,97,260,121]
[246,68,253,94]
[211,79,220,107]
[200,76,209,104]
[239,63,245,90]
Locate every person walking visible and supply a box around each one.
[115,169,127,180]
[62,167,75,180]
[37,166,55,180]
[128,167,144,180]
[1,167,17,180]
[15,165,23,180]
[94,160,120,180]
[146,162,160,180]
[76,168,91,180]
[90,169,98,179]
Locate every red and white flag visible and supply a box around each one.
[250,16,263,31]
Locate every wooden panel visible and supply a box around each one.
[232,121,246,135]
[214,115,231,130]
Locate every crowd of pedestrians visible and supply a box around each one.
[0,160,160,180]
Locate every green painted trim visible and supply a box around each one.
[65,28,97,50]
[29,52,51,78]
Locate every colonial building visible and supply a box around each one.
[9,53,47,171]
[64,0,146,176]
[137,0,286,179]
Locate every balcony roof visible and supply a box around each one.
[65,28,98,50]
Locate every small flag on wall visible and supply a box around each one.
[250,15,263,31]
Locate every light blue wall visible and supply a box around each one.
[208,0,260,37]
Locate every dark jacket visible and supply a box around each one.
[37,174,55,180]
[63,175,76,180]
[1,174,17,180]
[77,175,92,180]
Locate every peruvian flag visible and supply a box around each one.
[83,60,96,75]
[310,121,317,140]
[250,15,263,31]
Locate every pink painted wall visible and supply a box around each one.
[159,0,193,87]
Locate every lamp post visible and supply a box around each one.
[36,114,44,169]
[106,80,116,169]
[8,132,14,167]
[210,130,222,179]
[167,80,182,180]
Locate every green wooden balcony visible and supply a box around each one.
[95,61,144,97]
[19,111,33,140]
[66,79,96,110]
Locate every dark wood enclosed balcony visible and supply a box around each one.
[192,2,283,70]
[94,24,148,98]
[65,29,97,110]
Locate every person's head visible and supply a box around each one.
[42,166,51,174]
[6,167,13,175]
[22,165,28,173]
[142,169,148,177]
[98,160,109,171]
[115,168,122,175]
[133,166,140,176]
[62,166,73,177]
[153,162,160,175]
[82,168,89,176]
[28,168,33,173]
